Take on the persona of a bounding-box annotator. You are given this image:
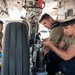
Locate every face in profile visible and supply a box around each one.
[63,25,75,37]
[41,19,52,28]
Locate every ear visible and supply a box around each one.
[73,24,75,28]
[49,18,51,21]
[49,18,53,23]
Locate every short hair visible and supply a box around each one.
[61,19,75,27]
[0,20,3,25]
[39,13,51,22]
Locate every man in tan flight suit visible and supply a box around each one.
[39,13,64,75]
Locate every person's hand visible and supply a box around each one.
[42,38,51,47]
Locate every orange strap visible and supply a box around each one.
[38,0,42,8]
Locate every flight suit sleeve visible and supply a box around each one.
[50,26,64,44]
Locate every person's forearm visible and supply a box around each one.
[49,43,69,60]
